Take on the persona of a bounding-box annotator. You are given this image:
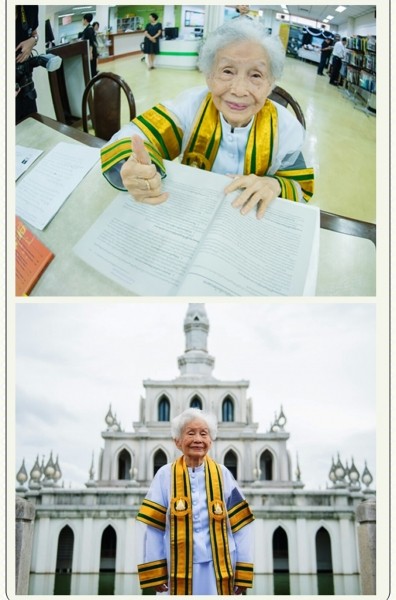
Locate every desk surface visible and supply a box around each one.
[15,118,376,297]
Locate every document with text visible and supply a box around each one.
[15,145,43,180]
[16,142,99,230]
[74,161,320,296]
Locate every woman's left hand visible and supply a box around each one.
[224,174,281,220]
[234,585,246,595]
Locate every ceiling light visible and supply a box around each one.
[280,4,288,8]
[325,15,334,20]
[72,6,93,10]
[335,6,347,12]
[323,19,329,23]
[58,13,74,18]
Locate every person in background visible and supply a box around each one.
[92,22,100,57]
[143,13,162,70]
[329,36,347,86]
[317,37,333,76]
[233,5,253,19]
[81,13,98,77]
[136,408,255,595]
[101,19,314,220]
[15,4,39,122]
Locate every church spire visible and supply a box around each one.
[177,304,215,377]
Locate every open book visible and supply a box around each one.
[74,161,320,296]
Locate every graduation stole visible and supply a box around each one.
[170,455,234,595]
[182,93,278,176]
[100,92,313,201]
[130,93,278,178]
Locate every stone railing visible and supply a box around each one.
[356,497,376,594]
[16,496,36,594]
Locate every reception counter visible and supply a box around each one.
[156,39,201,69]
[106,31,145,59]
[102,34,200,69]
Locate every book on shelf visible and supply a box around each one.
[74,161,320,297]
[15,217,55,296]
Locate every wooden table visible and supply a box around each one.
[15,116,376,296]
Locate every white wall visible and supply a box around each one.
[180,5,205,39]
[337,11,376,38]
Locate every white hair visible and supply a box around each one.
[171,408,218,440]
[198,19,285,83]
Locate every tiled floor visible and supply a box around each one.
[98,53,376,223]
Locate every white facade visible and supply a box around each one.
[18,304,374,595]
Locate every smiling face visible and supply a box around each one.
[206,40,274,128]
[175,418,212,467]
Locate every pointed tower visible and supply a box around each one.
[177,304,215,377]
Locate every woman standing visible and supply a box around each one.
[143,13,162,70]
[136,408,255,595]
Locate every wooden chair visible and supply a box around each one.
[82,72,136,141]
[268,85,306,129]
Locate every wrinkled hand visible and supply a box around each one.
[120,134,169,205]
[155,583,169,593]
[16,38,36,63]
[234,585,246,595]
[224,174,281,220]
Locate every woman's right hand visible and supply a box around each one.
[155,583,169,593]
[120,135,169,205]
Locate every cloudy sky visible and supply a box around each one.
[14,301,377,491]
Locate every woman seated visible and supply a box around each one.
[101,19,314,220]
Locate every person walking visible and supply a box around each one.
[81,13,98,77]
[317,37,333,75]
[143,13,162,70]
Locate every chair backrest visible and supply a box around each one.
[268,86,306,129]
[82,72,136,141]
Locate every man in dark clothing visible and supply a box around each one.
[317,38,333,75]
[16,5,39,122]
[81,13,98,77]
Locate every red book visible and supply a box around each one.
[15,217,55,296]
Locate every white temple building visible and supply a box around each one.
[16,304,375,595]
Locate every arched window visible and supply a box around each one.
[222,396,234,422]
[190,395,202,409]
[158,395,170,421]
[315,527,334,594]
[98,525,117,594]
[54,525,74,594]
[224,450,238,480]
[118,449,131,480]
[272,526,290,594]
[260,450,273,480]
[154,449,168,476]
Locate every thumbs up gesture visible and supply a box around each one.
[120,134,169,204]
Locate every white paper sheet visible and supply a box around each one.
[16,142,99,230]
[15,145,43,180]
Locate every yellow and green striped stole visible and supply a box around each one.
[169,456,194,595]
[204,456,234,594]
[100,92,314,202]
[182,93,279,177]
[136,499,168,589]
[170,456,254,595]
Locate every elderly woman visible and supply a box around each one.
[101,19,314,219]
[136,408,254,595]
